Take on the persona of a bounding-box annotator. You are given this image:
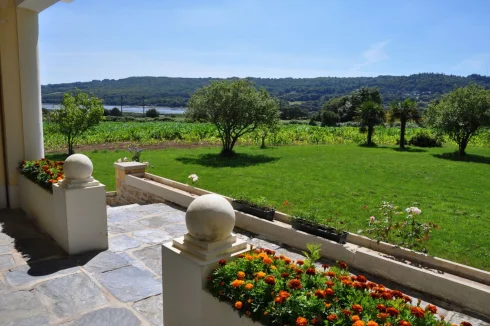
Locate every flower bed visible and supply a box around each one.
[208,247,472,326]
[19,158,64,192]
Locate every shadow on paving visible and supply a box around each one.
[0,209,99,276]
[431,152,490,165]
[175,152,279,168]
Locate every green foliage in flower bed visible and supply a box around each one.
[43,121,490,152]
[19,159,64,191]
[208,246,462,325]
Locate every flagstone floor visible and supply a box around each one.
[0,203,488,325]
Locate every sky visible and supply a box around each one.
[39,0,490,84]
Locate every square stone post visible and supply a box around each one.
[161,194,249,326]
[114,162,147,196]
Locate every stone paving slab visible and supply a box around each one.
[95,266,162,302]
[4,315,52,326]
[36,273,108,318]
[5,261,80,287]
[0,290,48,323]
[83,250,131,273]
[62,307,141,326]
[109,234,142,252]
[0,254,15,270]
[133,245,162,275]
[133,294,163,326]
[132,229,173,245]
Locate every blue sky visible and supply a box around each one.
[39,0,490,84]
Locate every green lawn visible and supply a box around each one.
[49,144,490,270]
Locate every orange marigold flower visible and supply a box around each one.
[410,306,425,318]
[231,279,245,288]
[460,322,472,326]
[245,283,254,290]
[281,272,290,278]
[325,281,334,287]
[352,304,363,314]
[324,302,332,308]
[284,258,292,264]
[397,321,412,326]
[322,263,329,270]
[314,289,325,299]
[237,271,245,280]
[377,313,389,320]
[356,275,367,283]
[247,299,253,304]
[376,304,387,312]
[353,321,365,326]
[296,260,304,266]
[337,261,348,270]
[311,318,319,325]
[342,310,352,316]
[256,271,266,279]
[288,279,302,289]
[234,301,242,309]
[218,259,226,266]
[324,288,335,296]
[351,315,360,322]
[279,290,290,299]
[258,252,267,259]
[327,314,338,321]
[296,316,308,326]
[425,304,437,314]
[245,254,253,261]
[265,275,276,285]
[306,267,316,275]
[387,307,399,317]
[327,271,336,278]
[367,321,379,326]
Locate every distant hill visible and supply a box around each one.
[41,73,490,110]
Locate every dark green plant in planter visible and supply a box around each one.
[232,195,275,221]
[291,210,348,244]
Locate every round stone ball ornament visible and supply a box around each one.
[185,194,235,242]
[63,154,94,180]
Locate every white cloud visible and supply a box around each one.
[347,40,391,75]
[451,53,490,74]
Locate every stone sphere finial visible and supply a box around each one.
[63,154,94,180]
[186,194,235,242]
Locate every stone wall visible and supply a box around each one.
[108,183,167,206]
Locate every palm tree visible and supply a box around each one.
[388,99,422,149]
[355,101,386,146]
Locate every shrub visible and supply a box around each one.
[145,108,159,118]
[408,132,443,147]
[103,109,111,116]
[110,107,122,116]
[209,247,459,325]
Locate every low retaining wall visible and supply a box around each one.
[112,165,490,317]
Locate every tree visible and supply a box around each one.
[110,107,122,116]
[388,99,422,148]
[186,79,279,156]
[146,108,159,118]
[51,91,104,155]
[425,84,490,156]
[321,110,339,127]
[355,101,386,146]
[255,118,280,149]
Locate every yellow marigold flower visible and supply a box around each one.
[271,265,277,270]
[256,271,266,279]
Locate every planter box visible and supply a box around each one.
[231,200,275,221]
[292,219,347,244]
[19,175,108,255]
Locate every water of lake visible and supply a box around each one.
[42,104,185,115]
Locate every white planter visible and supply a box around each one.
[19,175,108,255]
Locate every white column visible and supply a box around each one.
[16,7,44,160]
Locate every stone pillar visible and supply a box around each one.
[54,154,108,254]
[114,162,147,196]
[16,7,44,160]
[162,194,249,326]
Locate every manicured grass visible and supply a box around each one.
[49,144,490,270]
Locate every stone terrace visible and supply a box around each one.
[0,203,489,325]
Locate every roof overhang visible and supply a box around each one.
[16,0,72,13]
